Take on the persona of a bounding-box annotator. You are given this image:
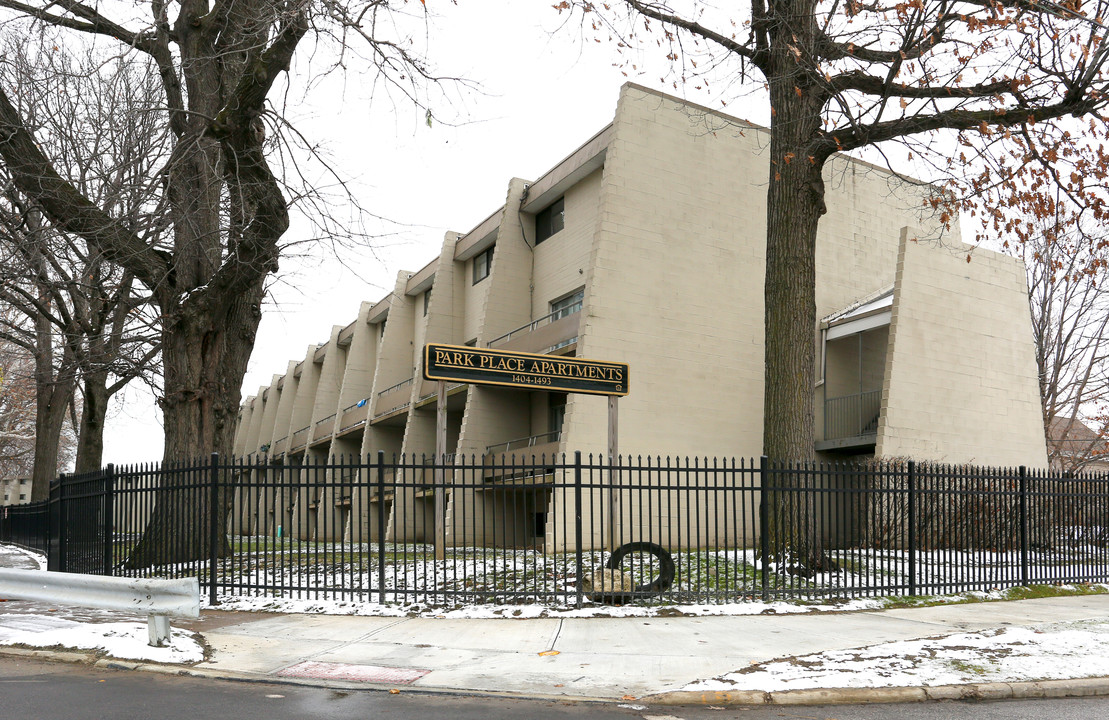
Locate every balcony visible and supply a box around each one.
[816,390,881,452]
[312,414,336,443]
[289,426,310,453]
[374,377,413,422]
[483,431,562,466]
[271,436,288,456]
[337,399,369,435]
[487,305,580,355]
[415,381,465,408]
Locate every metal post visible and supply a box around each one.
[574,451,583,609]
[435,380,447,561]
[208,453,219,607]
[759,455,769,603]
[1019,465,1029,587]
[607,396,619,551]
[103,464,115,577]
[377,451,387,605]
[907,460,917,597]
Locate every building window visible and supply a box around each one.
[380,320,387,340]
[535,197,564,244]
[473,246,494,284]
[550,288,584,321]
[423,290,431,317]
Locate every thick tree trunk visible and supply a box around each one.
[74,371,109,474]
[760,18,837,574]
[30,311,75,502]
[121,278,265,569]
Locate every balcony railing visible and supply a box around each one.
[312,414,336,443]
[375,378,414,420]
[416,381,464,404]
[338,399,370,432]
[824,390,882,442]
[289,426,310,452]
[486,430,562,455]
[377,377,413,398]
[487,305,581,353]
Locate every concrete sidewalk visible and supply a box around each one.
[4,543,1109,705]
[160,596,1109,704]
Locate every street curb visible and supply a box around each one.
[6,642,1109,707]
[643,676,1109,706]
[0,645,616,704]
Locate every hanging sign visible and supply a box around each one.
[424,343,629,396]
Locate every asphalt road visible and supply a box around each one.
[3,655,1109,720]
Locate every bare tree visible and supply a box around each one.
[560,0,1109,568]
[0,2,452,564]
[1017,222,1109,472]
[0,306,38,480]
[0,42,163,489]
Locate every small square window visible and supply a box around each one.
[473,246,494,284]
[535,197,565,244]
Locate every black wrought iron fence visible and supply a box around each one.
[4,454,1109,607]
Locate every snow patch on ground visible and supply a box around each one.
[210,593,887,618]
[0,544,46,570]
[682,621,1109,692]
[0,615,204,663]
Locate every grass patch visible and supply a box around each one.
[876,583,1109,610]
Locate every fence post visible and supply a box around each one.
[1019,465,1029,587]
[907,460,916,597]
[759,455,769,603]
[209,453,219,607]
[377,451,386,605]
[48,475,62,573]
[103,464,115,577]
[574,451,583,609]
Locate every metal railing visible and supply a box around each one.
[488,302,582,348]
[417,382,463,404]
[342,399,369,413]
[377,377,413,398]
[289,426,310,451]
[486,431,562,454]
[8,455,1109,608]
[824,389,882,441]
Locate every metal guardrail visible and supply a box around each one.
[0,567,200,646]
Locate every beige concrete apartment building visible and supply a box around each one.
[232,84,1048,546]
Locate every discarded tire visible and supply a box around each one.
[590,541,675,604]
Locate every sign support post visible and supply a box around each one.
[608,395,619,551]
[423,343,629,556]
[435,379,447,561]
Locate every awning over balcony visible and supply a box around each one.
[822,287,893,339]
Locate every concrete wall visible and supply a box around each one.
[876,230,1048,467]
[563,84,947,461]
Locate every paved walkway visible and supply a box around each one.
[3,544,1109,705]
